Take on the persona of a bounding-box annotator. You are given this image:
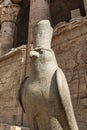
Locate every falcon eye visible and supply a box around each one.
[39,50,45,54]
[35,48,45,54]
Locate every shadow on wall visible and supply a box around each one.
[50,0,86,27]
[13,5,30,48]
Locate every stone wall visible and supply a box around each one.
[52,16,87,130]
[0,45,28,126]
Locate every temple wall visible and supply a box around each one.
[52,16,87,130]
[0,45,28,127]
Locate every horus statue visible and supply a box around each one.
[19,20,79,130]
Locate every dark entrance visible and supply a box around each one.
[50,0,86,27]
[14,5,30,48]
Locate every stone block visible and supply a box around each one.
[71,9,81,18]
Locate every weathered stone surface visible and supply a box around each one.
[0,0,30,48]
[52,16,87,130]
[0,45,27,126]
[83,0,87,14]
[0,124,29,130]
[71,9,81,18]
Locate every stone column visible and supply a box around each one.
[28,0,50,44]
[83,0,87,15]
[0,4,21,56]
[26,0,50,76]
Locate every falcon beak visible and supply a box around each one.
[30,50,39,59]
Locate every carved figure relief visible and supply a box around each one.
[19,20,79,130]
[69,49,87,105]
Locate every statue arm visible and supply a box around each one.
[18,76,29,112]
[56,68,79,130]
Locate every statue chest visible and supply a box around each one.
[24,78,59,107]
[23,78,62,118]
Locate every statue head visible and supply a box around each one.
[30,20,58,72]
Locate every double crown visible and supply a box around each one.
[33,20,53,49]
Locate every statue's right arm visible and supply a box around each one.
[18,76,29,112]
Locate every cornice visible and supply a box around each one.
[0,45,26,62]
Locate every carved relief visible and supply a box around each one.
[69,49,87,105]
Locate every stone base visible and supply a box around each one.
[0,124,29,130]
